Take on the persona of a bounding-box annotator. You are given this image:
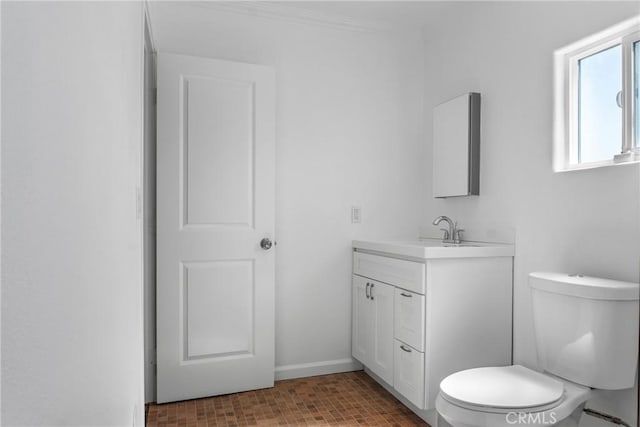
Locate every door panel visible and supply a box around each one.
[370,281,394,385]
[352,275,371,364]
[156,53,275,403]
[184,76,254,226]
[184,261,253,359]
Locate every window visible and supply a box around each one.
[554,16,640,171]
[633,41,640,149]
[577,45,622,163]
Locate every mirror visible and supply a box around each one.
[432,92,481,198]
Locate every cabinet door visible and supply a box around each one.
[432,92,480,197]
[394,340,425,409]
[352,275,371,365]
[369,281,394,385]
[394,288,425,352]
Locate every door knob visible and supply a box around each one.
[260,238,273,250]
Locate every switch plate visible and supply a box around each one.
[351,206,361,223]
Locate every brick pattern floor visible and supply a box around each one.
[146,371,429,426]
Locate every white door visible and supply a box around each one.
[370,281,394,385]
[156,53,275,404]
[352,276,394,385]
[351,275,371,364]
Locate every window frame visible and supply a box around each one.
[553,16,640,172]
[622,30,640,158]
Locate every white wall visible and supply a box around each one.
[421,2,639,425]
[148,2,425,385]
[2,2,145,425]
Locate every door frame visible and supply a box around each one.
[141,3,158,404]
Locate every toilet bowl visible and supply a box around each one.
[435,365,591,427]
[435,272,639,427]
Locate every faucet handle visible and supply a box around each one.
[454,229,464,244]
[440,228,450,241]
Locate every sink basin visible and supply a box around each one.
[352,238,514,259]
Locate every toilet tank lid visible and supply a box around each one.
[530,272,639,301]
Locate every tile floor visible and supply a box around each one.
[146,371,429,426]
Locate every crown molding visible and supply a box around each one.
[176,1,391,33]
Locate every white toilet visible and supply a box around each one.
[436,271,639,427]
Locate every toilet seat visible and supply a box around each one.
[440,365,564,413]
[436,366,592,427]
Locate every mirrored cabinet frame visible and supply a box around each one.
[432,92,481,198]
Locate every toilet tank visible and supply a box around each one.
[530,272,639,390]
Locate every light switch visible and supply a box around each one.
[351,206,361,223]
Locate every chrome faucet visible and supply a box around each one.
[432,216,463,244]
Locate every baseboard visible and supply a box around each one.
[275,358,363,381]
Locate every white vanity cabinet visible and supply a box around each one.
[351,240,513,416]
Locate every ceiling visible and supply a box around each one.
[151,1,468,33]
[268,1,455,29]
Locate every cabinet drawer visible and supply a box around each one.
[353,252,425,294]
[394,340,425,409]
[394,288,425,351]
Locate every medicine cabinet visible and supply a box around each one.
[432,92,481,198]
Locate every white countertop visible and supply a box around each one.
[352,238,515,259]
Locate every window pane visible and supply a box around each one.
[578,44,622,163]
[635,41,639,148]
